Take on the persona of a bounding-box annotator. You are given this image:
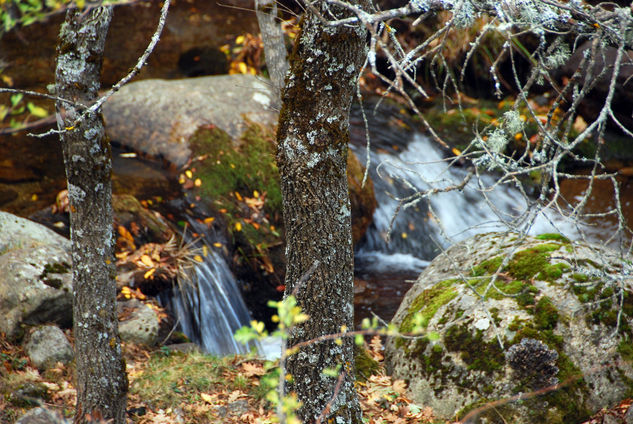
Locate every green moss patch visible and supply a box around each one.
[505,243,561,280]
[188,124,281,214]
[399,279,458,334]
[535,233,571,243]
[444,325,504,373]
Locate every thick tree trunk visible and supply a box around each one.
[55,7,127,424]
[276,2,369,422]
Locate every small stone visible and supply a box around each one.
[25,325,73,369]
[15,407,68,424]
[118,299,160,345]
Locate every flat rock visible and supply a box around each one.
[15,407,67,424]
[118,299,160,346]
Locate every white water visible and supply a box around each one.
[353,133,580,271]
[167,245,258,355]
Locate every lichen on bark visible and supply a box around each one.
[55,6,127,424]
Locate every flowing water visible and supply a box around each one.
[168,105,617,353]
[161,216,260,356]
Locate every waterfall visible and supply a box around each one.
[353,132,580,270]
[162,216,259,356]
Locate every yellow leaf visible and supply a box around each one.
[514,133,522,140]
[31,194,38,201]
[238,62,248,74]
[203,217,215,224]
[178,174,186,184]
[121,286,132,299]
[1,74,13,86]
[27,103,48,118]
[140,255,154,267]
[185,169,193,179]
[230,163,236,169]
[194,178,202,187]
[213,242,223,248]
[193,255,204,263]
[202,245,208,257]
[235,222,242,232]
[235,35,245,44]
[253,190,259,198]
[200,392,214,404]
[144,268,156,279]
[401,232,408,239]
[235,191,243,201]
[451,147,462,156]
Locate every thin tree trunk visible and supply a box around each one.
[55,6,127,424]
[255,0,288,104]
[276,2,369,422]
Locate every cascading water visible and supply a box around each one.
[351,108,579,270]
[162,216,259,356]
[165,102,586,352]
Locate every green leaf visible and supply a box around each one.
[354,334,364,346]
[10,94,23,107]
[0,105,8,122]
[427,331,440,342]
[234,326,257,344]
[27,102,48,118]
[322,365,341,377]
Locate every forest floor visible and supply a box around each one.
[1,332,438,424]
[2,330,633,424]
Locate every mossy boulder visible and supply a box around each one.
[385,232,633,424]
[104,74,376,272]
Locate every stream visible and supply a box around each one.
[1,106,631,357]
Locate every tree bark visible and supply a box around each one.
[255,0,288,104]
[55,7,127,424]
[276,2,369,422]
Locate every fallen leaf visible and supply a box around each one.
[228,390,246,403]
[200,392,215,404]
[241,362,266,377]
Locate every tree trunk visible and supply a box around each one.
[276,2,369,422]
[55,7,127,424]
[255,0,288,104]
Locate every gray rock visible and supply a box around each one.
[25,325,73,369]
[103,74,277,167]
[0,212,73,340]
[15,407,68,424]
[118,299,160,345]
[385,232,633,424]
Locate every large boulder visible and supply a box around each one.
[385,232,633,424]
[103,74,278,167]
[0,212,73,340]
